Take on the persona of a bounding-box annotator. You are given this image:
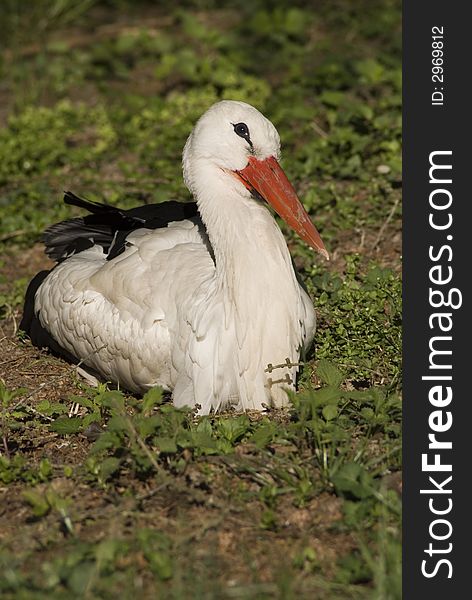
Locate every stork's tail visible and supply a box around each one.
[63,191,128,216]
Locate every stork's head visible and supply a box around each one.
[183,100,328,259]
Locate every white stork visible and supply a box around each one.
[21,100,328,414]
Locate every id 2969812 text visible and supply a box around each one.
[431,26,444,106]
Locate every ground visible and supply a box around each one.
[0,1,401,598]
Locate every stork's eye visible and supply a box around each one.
[233,122,250,139]
[232,122,253,151]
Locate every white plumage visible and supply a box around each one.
[25,101,328,414]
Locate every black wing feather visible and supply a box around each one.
[44,191,199,263]
[21,191,201,355]
[20,191,208,364]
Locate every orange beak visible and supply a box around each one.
[233,156,329,260]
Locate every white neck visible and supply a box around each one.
[191,163,305,411]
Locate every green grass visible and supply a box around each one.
[1,375,401,598]
[0,0,402,597]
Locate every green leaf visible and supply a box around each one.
[360,407,375,421]
[216,439,234,454]
[68,395,95,409]
[191,431,218,455]
[336,552,372,584]
[107,415,129,433]
[312,386,342,407]
[250,423,276,448]
[138,529,173,580]
[355,58,385,84]
[137,414,162,438]
[63,465,74,477]
[331,462,374,500]
[23,490,50,517]
[50,417,82,435]
[142,387,164,413]
[67,562,95,595]
[284,8,308,35]
[260,508,277,531]
[217,415,250,444]
[319,90,345,107]
[98,390,125,413]
[155,436,178,454]
[95,538,122,566]
[316,360,344,387]
[175,430,193,449]
[36,399,51,412]
[195,418,213,435]
[99,457,121,481]
[91,431,121,453]
[147,551,173,580]
[343,389,375,403]
[38,458,52,481]
[82,412,101,428]
[322,404,339,421]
